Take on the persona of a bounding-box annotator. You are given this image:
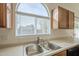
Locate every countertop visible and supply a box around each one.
[0,37,79,56]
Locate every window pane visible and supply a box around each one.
[36,18,50,34]
[16,14,35,36]
[17,3,48,17]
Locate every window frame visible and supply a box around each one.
[15,3,51,36]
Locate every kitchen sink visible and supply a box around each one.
[25,42,61,56]
[25,44,43,56]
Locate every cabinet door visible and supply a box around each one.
[69,11,74,29]
[52,8,58,29]
[0,3,7,28]
[58,6,69,29]
[54,51,67,56]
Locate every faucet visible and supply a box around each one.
[36,37,40,44]
[36,37,45,45]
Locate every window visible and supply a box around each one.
[17,3,48,17]
[36,18,50,34]
[15,3,50,36]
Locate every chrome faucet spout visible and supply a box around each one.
[37,37,40,44]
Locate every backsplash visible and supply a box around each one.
[51,29,74,38]
[0,29,74,44]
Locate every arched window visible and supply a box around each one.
[16,3,49,17]
[15,3,50,36]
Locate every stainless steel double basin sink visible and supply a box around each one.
[25,42,61,56]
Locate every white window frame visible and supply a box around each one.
[15,3,51,36]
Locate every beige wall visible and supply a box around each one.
[0,3,75,45]
[0,45,24,56]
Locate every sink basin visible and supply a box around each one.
[48,43,61,50]
[25,44,43,56]
[43,42,61,50]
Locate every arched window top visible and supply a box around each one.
[16,3,49,17]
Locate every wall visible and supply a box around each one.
[0,3,75,45]
[0,45,24,56]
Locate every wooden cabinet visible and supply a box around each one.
[54,50,67,56]
[68,11,74,29]
[58,6,69,29]
[0,3,7,28]
[0,3,14,29]
[51,6,74,29]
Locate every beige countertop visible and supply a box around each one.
[0,37,79,56]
